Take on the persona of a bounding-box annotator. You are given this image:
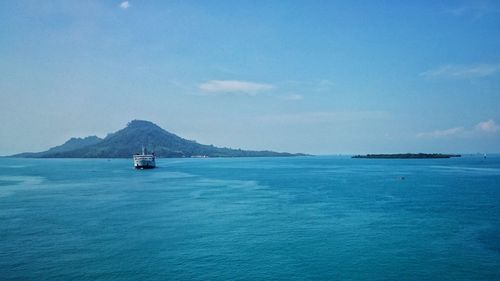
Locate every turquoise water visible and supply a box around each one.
[1,156,499,280]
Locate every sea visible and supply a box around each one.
[1,156,499,280]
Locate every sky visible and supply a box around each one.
[1,0,500,155]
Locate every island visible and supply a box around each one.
[352,153,461,159]
[11,120,307,158]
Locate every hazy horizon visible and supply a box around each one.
[1,1,500,155]
[3,119,500,156]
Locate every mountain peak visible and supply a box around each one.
[127,120,160,129]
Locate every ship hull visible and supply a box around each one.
[134,165,155,169]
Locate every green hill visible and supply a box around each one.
[13,136,103,158]
[13,120,304,158]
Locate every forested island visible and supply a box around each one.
[12,120,306,158]
[352,153,461,159]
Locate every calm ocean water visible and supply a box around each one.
[1,156,499,280]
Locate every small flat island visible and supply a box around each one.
[352,153,461,159]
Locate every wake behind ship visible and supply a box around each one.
[133,147,156,169]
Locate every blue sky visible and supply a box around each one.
[1,0,500,155]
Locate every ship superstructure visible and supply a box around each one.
[133,146,156,169]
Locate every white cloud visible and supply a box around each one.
[199,80,274,95]
[475,119,500,133]
[283,94,303,101]
[119,1,130,9]
[420,64,500,79]
[417,127,465,138]
[418,119,500,139]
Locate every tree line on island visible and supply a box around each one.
[352,153,461,159]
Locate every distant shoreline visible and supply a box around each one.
[5,154,310,159]
[352,153,461,159]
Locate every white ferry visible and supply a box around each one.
[133,146,156,169]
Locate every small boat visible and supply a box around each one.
[133,146,156,169]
